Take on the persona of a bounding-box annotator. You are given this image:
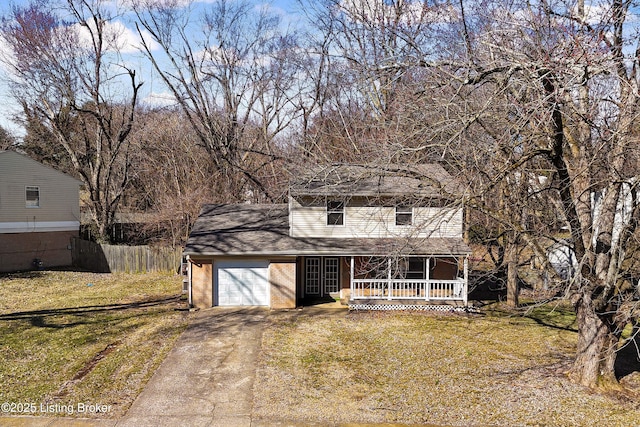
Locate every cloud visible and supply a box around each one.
[117,0,191,8]
[0,36,16,73]
[72,19,160,54]
[576,4,615,25]
[338,0,457,26]
[142,91,177,107]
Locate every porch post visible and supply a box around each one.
[350,256,354,299]
[425,257,430,301]
[387,258,392,300]
[463,256,469,306]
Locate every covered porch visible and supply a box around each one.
[349,255,468,306]
[300,254,469,308]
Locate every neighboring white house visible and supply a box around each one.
[0,151,81,272]
[591,179,638,250]
[547,179,639,280]
[183,164,471,310]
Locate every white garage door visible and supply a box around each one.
[216,260,270,306]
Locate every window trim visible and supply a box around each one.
[25,186,40,208]
[326,200,345,226]
[395,205,413,226]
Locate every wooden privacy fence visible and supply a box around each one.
[72,238,182,273]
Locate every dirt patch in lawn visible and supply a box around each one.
[253,308,640,427]
[54,341,122,398]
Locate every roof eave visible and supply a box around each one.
[290,190,451,199]
[183,248,472,257]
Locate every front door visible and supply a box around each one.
[304,257,340,297]
[324,258,339,293]
[305,257,320,296]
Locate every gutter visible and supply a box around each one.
[182,249,473,257]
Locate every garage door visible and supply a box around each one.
[216,260,270,306]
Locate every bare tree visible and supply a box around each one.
[132,0,298,202]
[296,0,457,165]
[126,108,226,247]
[0,0,143,242]
[0,125,17,150]
[298,0,640,389]
[447,0,640,388]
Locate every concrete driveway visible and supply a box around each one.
[0,305,350,427]
[117,307,269,427]
[0,303,446,427]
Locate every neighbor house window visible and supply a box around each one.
[395,206,412,226]
[26,186,40,208]
[327,200,344,226]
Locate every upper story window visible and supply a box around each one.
[26,186,40,208]
[395,206,412,226]
[327,200,344,226]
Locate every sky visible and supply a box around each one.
[0,0,631,139]
[0,0,301,138]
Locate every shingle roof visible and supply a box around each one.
[183,204,471,257]
[289,163,461,198]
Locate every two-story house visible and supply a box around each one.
[0,151,81,272]
[183,164,471,310]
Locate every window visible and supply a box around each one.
[406,257,426,279]
[395,257,426,279]
[327,200,344,226]
[395,206,412,226]
[26,186,40,208]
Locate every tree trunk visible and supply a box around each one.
[570,294,619,388]
[505,234,519,308]
[599,330,621,388]
[506,261,518,307]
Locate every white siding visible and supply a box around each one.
[0,151,80,231]
[414,207,464,238]
[290,197,463,239]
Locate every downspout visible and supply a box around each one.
[186,255,193,308]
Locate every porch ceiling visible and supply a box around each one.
[184,204,471,257]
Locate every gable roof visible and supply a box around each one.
[0,151,82,185]
[183,204,471,257]
[289,163,461,198]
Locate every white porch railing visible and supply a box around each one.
[350,279,466,302]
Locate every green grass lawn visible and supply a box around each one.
[0,270,188,418]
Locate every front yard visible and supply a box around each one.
[0,270,188,418]
[254,307,640,427]
[3,270,640,426]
